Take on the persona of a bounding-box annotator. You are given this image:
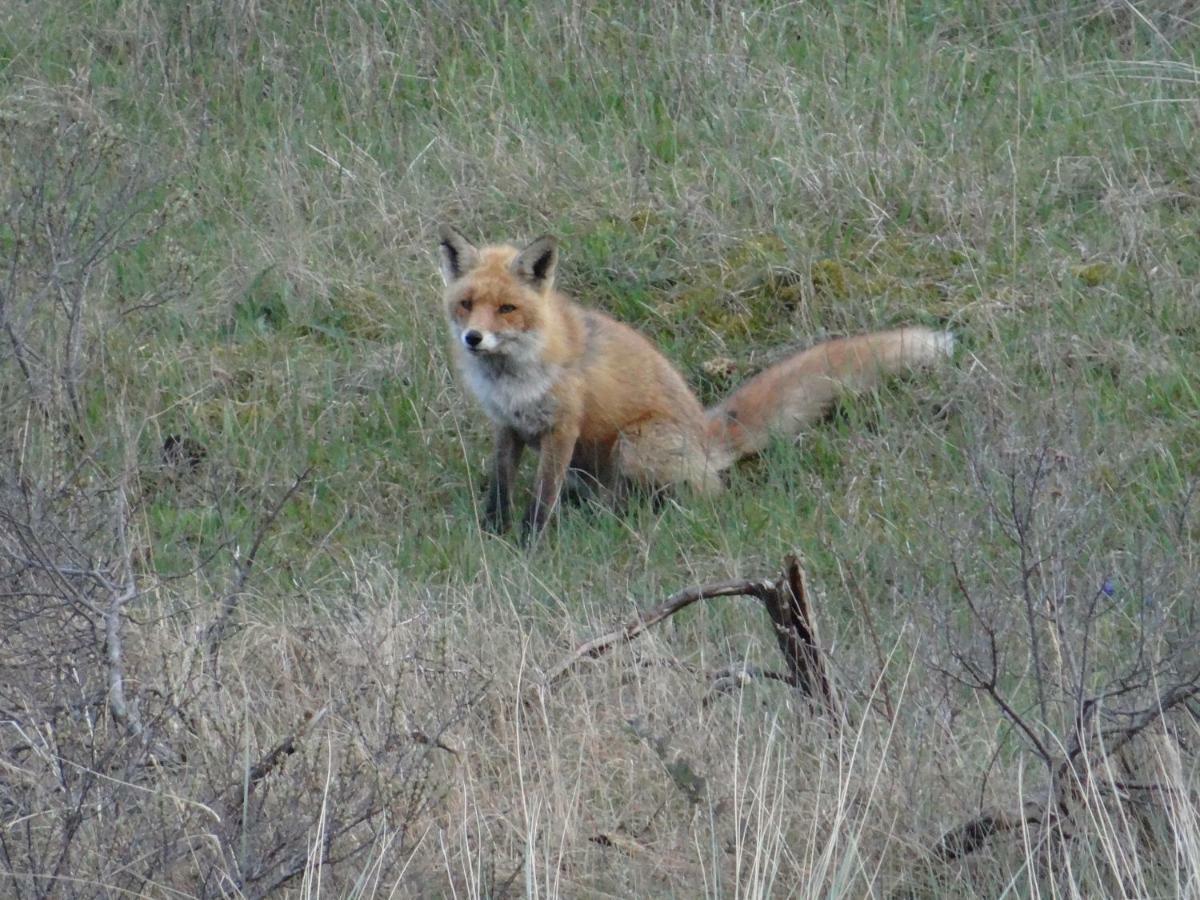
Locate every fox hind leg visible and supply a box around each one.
[614,421,723,498]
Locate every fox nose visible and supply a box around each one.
[463,330,483,349]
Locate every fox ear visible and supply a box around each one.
[511,235,558,291]
[438,225,479,285]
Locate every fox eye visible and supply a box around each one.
[498,304,517,314]
[459,298,473,311]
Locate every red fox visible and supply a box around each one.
[438,225,955,536]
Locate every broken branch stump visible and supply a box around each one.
[542,554,841,719]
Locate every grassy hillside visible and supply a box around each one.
[1,1,1197,896]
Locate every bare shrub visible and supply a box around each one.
[0,95,176,444]
[923,398,1200,893]
[0,96,478,897]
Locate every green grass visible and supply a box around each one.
[2,1,1199,895]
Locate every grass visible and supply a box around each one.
[1,1,1198,896]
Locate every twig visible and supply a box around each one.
[949,559,1056,769]
[204,466,313,665]
[246,708,328,790]
[932,673,1200,864]
[543,576,772,686]
[932,803,1042,862]
[1094,679,1200,760]
[841,560,895,720]
[225,706,329,821]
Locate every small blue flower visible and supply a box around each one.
[1101,578,1116,597]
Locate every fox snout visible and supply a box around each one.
[461,328,498,352]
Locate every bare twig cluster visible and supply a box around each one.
[539,451,1198,886]
[0,112,477,897]
[926,437,1200,875]
[0,107,174,448]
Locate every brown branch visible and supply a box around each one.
[542,555,842,721]
[225,706,329,822]
[762,555,841,718]
[246,707,328,788]
[843,562,895,721]
[543,576,773,687]
[950,559,1056,769]
[932,803,1042,862]
[1099,679,1200,759]
[1095,779,1200,802]
[931,678,1200,865]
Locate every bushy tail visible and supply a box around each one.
[703,327,955,468]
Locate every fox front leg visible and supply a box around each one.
[484,426,524,533]
[521,424,579,540]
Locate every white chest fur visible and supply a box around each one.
[459,350,561,439]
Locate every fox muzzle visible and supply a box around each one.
[462,329,498,352]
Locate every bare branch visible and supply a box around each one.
[761,555,841,718]
[226,706,330,820]
[932,803,1042,862]
[204,466,313,664]
[543,576,772,686]
[543,555,842,720]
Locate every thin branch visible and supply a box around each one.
[950,558,1055,769]
[229,706,330,815]
[204,466,313,664]
[1099,679,1200,760]
[543,555,842,720]
[543,577,772,686]
[932,803,1042,862]
[841,560,895,720]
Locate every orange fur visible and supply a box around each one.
[438,226,954,536]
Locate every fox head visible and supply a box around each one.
[438,225,558,359]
